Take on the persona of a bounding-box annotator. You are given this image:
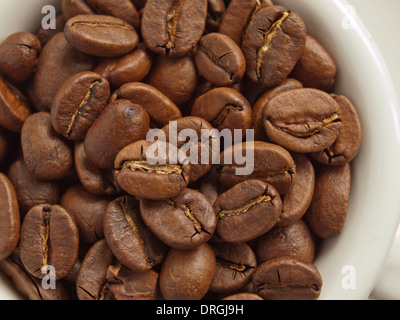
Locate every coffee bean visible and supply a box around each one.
[256,219,315,264]
[110,82,182,128]
[84,99,150,169]
[62,0,94,21]
[210,242,257,293]
[291,35,337,91]
[19,204,79,280]
[222,293,264,300]
[305,163,351,238]
[106,263,159,300]
[252,257,322,300]
[7,158,60,214]
[206,0,226,33]
[147,55,198,106]
[278,153,315,227]
[141,0,208,57]
[0,32,41,84]
[191,87,252,138]
[159,243,216,300]
[0,173,20,261]
[140,188,217,249]
[263,88,342,153]
[34,32,95,111]
[242,5,307,87]
[252,78,303,141]
[74,141,119,195]
[64,15,139,57]
[310,94,362,166]
[218,141,296,195]
[103,196,166,272]
[35,14,67,46]
[213,179,282,243]
[76,239,115,300]
[0,75,32,133]
[21,112,73,181]
[51,71,111,141]
[195,33,246,86]
[113,140,191,200]
[199,166,222,206]
[61,184,111,243]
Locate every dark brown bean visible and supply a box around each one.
[141,0,208,57]
[159,243,216,300]
[35,14,67,46]
[19,204,79,280]
[50,71,111,141]
[0,32,41,84]
[213,179,282,243]
[206,0,226,32]
[139,188,217,249]
[84,99,150,169]
[103,196,167,272]
[252,257,322,300]
[0,173,20,261]
[62,0,94,21]
[263,88,342,153]
[222,293,264,300]
[64,15,139,57]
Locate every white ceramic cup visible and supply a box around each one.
[1,0,400,300]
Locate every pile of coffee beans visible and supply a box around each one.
[0,0,362,300]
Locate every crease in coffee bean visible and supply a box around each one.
[256,282,321,292]
[198,44,235,80]
[217,194,272,221]
[256,11,290,79]
[323,147,347,165]
[268,113,341,138]
[164,0,187,53]
[212,104,243,127]
[71,21,132,30]
[117,198,153,266]
[166,199,206,235]
[120,160,183,175]
[39,206,51,272]
[216,258,254,275]
[65,80,101,137]
[220,165,294,184]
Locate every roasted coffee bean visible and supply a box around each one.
[104,196,167,272]
[218,141,296,195]
[62,0,94,21]
[256,219,315,264]
[0,32,41,84]
[0,250,69,300]
[159,243,216,300]
[210,242,257,293]
[199,166,222,206]
[141,0,208,57]
[21,112,73,181]
[252,78,303,141]
[76,239,115,300]
[106,263,159,300]
[0,75,31,133]
[74,141,119,195]
[0,173,20,261]
[206,0,226,32]
[8,158,60,214]
[252,257,322,300]
[61,184,111,243]
[162,116,219,183]
[311,94,362,166]
[51,71,111,141]
[0,127,7,164]
[218,0,273,46]
[242,5,307,88]
[19,204,79,280]
[291,35,337,91]
[147,55,198,106]
[64,15,139,57]
[305,163,351,238]
[34,32,95,111]
[110,82,182,128]
[97,43,153,89]
[84,0,141,29]
[35,14,67,46]
[263,88,342,153]
[140,188,217,249]
[278,153,315,226]
[113,140,191,200]
[213,179,282,243]
[84,99,150,169]
[222,293,264,300]
[195,33,246,86]
[191,87,252,138]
